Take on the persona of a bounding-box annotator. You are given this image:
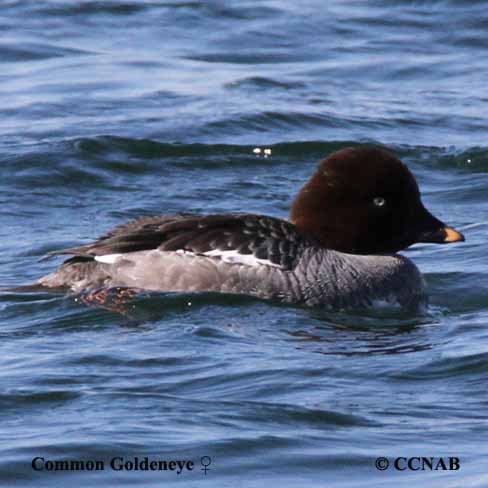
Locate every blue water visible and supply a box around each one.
[1,1,487,487]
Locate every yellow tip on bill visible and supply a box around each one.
[443,226,465,243]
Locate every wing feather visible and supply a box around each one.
[45,214,316,270]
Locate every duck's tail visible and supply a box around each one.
[0,283,64,293]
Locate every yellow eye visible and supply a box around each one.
[373,197,386,207]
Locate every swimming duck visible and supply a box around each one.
[37,146,464,309]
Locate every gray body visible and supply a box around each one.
[38,247,426,310]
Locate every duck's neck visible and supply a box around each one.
[290,181,347,251]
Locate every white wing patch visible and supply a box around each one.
[175,249,195,256]
[94,253,123,264]
[94,249,281,268]
[203,249,281,268]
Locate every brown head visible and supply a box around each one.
[290,146,464,254]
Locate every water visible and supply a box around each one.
[1,1,487,487]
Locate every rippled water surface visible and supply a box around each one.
[1,1,487,487]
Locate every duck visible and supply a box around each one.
[36,146,464,310]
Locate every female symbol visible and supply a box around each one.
[200,456,211,475]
